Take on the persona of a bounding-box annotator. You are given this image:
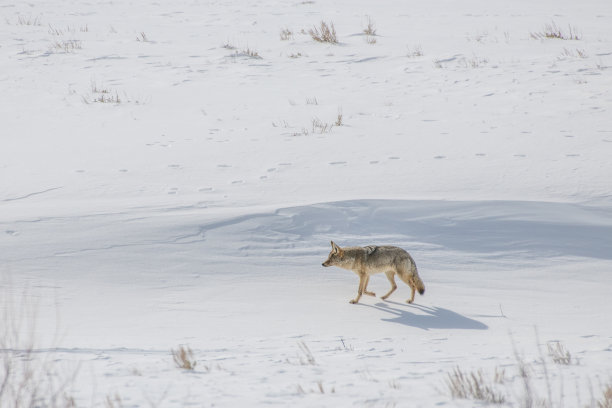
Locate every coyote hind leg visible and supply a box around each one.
[405,276,417,304]
[381,271,397,300]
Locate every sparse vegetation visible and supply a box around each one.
[335,107,343,126]
[547,341,574,365]
[280,28,293,41]
[530,21,581,40]
[445,367,506,404]
[50,39,82,53]
[363,16,376,36]
[596,383,612,408]
[171,346,197,370]
[461,55,488,68]
[136,32,149,42]
[295,341,317,365]
[48,25,63,36]
[222,41,236,50]
[0,287,78,408]
[242,47,261,59]
[16,15,42,26]
[560,47,588,59]
[297,381,334,394]
[90,80,111,94]
[407,45,423,57]
[309,21,337,44]
[312,117,333,134]
[105,393,124,408]
[363,16,376,43]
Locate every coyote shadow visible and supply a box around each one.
[360,300,488,330]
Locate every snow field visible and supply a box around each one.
[1,0,612,406]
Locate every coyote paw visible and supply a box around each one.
[407,299,414,304]
[349,299,358,304]
[365,291,376,297]
[381,295,389,300]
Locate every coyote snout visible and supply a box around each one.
[322,241,425,305]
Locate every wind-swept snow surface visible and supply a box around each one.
[1,0,611,406]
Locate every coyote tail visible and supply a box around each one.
[411,262,425,295]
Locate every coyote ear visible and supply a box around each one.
[330,240,336,248]
[331,240,339,253]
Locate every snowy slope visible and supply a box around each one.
[2,0,612,406]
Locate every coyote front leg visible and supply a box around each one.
[363,275,376,297]
[350,273,367,304]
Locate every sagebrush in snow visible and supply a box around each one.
[171,346,197,370]
[309,21,337,44]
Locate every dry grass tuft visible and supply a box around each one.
[312,117,333,134]
[297,341,316,365]
[297,381,334,394]
[445,367,506,404]
[171,346,197,370]
[335,107,343,126]
[597,383,612,408]
[280,28,293,41]
[560,47,588,59]
[530,21,581,40]
[105,393,123,408]
[222,41,236,50]
[51,39,82,53]
[547,341,574,365]
[136,32,149,42]
[407,45,423,57]
[363,16,376,36]
[242,47,261,59]
[17,15,42,26]
[309,21,337,44]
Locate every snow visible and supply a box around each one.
[1,0,612,406]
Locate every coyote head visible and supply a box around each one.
[322,241,344,267]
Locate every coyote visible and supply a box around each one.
[322,241,425,304]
